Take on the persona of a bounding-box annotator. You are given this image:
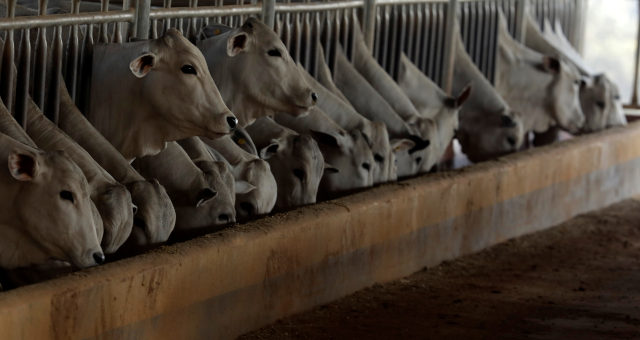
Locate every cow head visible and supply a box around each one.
[95,183,134,254]
[313,129,374,198]
[457,109,525,163]
[199,18,316,125]
[125,179,176,247]
[9,147,103,269]
[362,121,395,184]
[128,28,237,144]
[540,56,585,133]
[260,133,324,209]
[233,158,277,220]
[197,160,237,225]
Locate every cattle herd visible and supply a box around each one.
[0,9,627,289]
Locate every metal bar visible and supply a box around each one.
[135,0,151,39]
[0,10,135,30]
[362,0,376,48]
[0,0,16,114]
[261,0,275,29]
[514,0,527,42]
[14,30,29,127]
[275,1,364,13]
[149,5,260,19]
[441,0,458,94]
[631,0,640,106]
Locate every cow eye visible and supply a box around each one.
[362,162,371,171]
[181,65,197,75]
[267,49,282,57]
[573,80,581,85]
[60,190,74,203]
[596,100,606,109]
[293,168,305,181]
[506,136,517,147]
[374,154,384,163]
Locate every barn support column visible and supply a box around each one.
[514,0,528,42]
[134,0,151,40]
[261,0,276,30]
[441,0,458,94]
[362,0,377,49]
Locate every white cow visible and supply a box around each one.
[451,21,525,162]
[178,137,237,225]
[88,28,237,160]
[57,80,176,248]
[300,57,396,183]
[133,142,218,231]
[397,53,471,171]
[245,116,325,209]
[201,135,277,220]
[25,98,134,254]
[0,132,103,269]
[274,107,374,198]
[495,12,584,134]
[197,18,316,126]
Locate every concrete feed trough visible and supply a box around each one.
[1,123,640,339]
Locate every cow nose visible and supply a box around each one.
[239,201,255,216]
[218,213,230,223]
[227,116,238,130]
[93,252,106,265]
[311,92,318,103]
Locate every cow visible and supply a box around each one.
[25,98,134,254]
[245,116,325,209]
[56,80,176,248]
[397,53,471,171]
[523,15,626,132]
[0,132,103,269]
[197,18,316,126]
[332,45,430,177]
[495,12,584,135]
[133,142,218,231]
[88,28,237,160]
[201,135,277,220]
[451,21,525,162]
[274,107,374,198]
[178,137,237,225]
[299,57,396,183]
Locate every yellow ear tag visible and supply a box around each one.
[237,138,246,145]
[214,29,221,35]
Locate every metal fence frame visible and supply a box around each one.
[0,0,585,126]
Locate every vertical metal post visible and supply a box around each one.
[514,0,528,42]
[262,0,276,30]
[135,0,151,40]
[441,0,458,95]
[362,0,377,49]
[631,0,640,106]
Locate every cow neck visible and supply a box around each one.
[495,26,555,133]
[204,135,253,166]
[453,34,509,121]
[0,222,52,269]
[57,83,144,184]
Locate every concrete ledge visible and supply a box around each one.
[2,123,640,339]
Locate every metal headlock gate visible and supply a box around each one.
[0,0,584,127]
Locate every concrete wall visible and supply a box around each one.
[2,123,640,339]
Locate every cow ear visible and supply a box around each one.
[310,130,340,148]
[130,52,156,78]
[541,56,561,74]
[235,180,256,195]
[323,163,339,174]
[195,188,217,207]
[453,84,472,108]
[8,151,38,181]
[391,139,415,153]
[227,31,249,57]
[259,141,280,160]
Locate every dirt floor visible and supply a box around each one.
[241,199,640,340]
